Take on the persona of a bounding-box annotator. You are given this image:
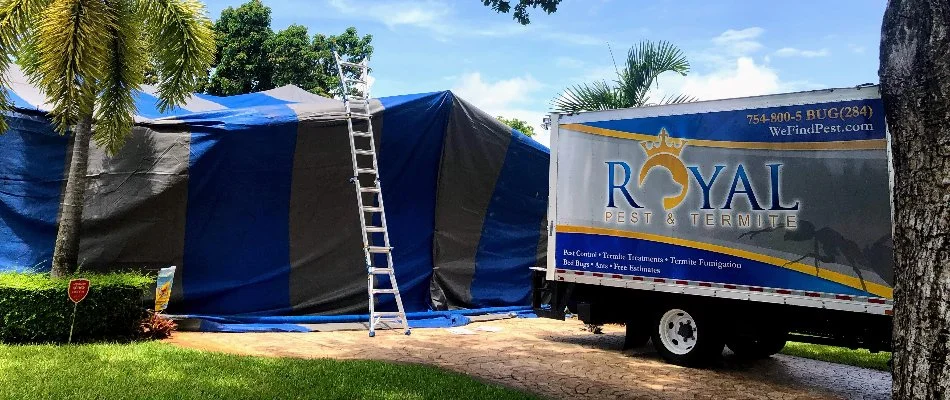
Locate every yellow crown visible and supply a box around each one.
[640,128,686,157]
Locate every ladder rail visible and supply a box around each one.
[336,51,372,251]
[333,50,409,337]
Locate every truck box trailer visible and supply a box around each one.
[533,85,893,366]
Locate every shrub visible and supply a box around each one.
[0,272,153,344]
[139,310,177,340]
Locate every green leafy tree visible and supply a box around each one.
[206,0,273,95]
[496,116,536,137]
[482,0,560,24]
[0,0,215,276]
[311,27,373,98]
[269,24,316,89]
[202,0,372,98]
[553,41,693,113]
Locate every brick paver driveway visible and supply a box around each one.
[166,317,890,400]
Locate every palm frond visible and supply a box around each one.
[138,0,214,112]
[552,81,623,114]
[0,0,50,53]
[28,0,112,133]
[554,40,694,113]
[620,40,690,108]
[94,1,146,154]
[660,93,696,105]
[0,0,52,132]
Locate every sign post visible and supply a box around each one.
[67,279,90,344]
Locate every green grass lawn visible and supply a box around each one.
[780,342,891,371]
[0,342,536,400]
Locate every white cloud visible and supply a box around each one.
[452,72,541,110]
[651,57,822,102]
[676,57,783,99]
[451,72,549,146]
[649,27,823,102]
[711,27,765,56]
[850,44,867,54]
[773,47,830,58]
[328,0,454,35]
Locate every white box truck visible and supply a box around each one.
[533,86,893,367]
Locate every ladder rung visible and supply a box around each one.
[369,268,394,274]
[339,61,366,69]
[336,51,408,338]
[372,317,406,325]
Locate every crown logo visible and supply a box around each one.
[640,128,686,157]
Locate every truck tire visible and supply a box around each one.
[651,306,724,367]
[727,332,788,360]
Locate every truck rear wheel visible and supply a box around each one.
[651,306,724,367]
[726,331,788,360]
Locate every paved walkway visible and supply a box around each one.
[166,317,891,400]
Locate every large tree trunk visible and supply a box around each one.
[50,116,93,277]
[879,0,950,398]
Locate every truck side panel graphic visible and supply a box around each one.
[552,93,893,300]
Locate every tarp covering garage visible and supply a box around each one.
[0,74,549,316]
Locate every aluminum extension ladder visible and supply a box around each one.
[333,51,410,337]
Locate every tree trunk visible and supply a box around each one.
[879,0,950,398]
[50,116,93,278]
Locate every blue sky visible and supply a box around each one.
[203,0,888,146]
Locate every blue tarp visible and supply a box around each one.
[181,306,536,333]
[0,82,550,317]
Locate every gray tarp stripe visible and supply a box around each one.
[10,64,225,116]
[429,96,513,309]
[139,84,227,113]
[286,100,384,314]
[78,125,191,305]
[264,86,340,106]
[5,64,335,118]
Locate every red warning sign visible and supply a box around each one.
[68,279,90,304]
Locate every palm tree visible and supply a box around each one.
[553,41,693,113]
[0,0,215,277]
